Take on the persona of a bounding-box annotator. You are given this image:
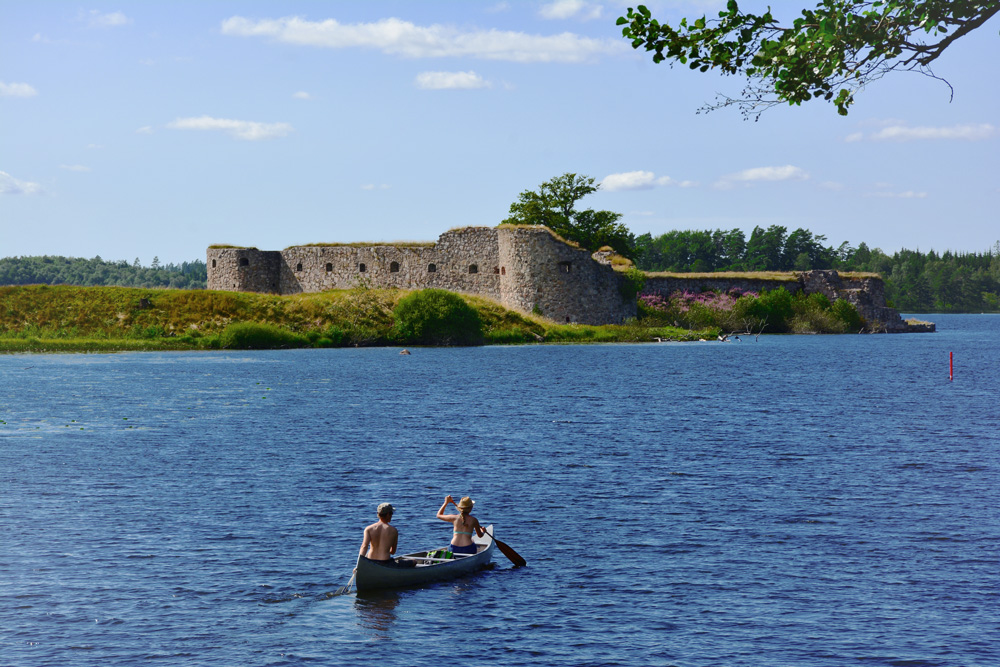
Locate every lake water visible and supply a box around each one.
[2,314,998,667]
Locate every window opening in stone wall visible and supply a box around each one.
[359,263,366,272]
[566,317,571,323]
[390,261,400,273]
[559,261,572,273]
[326,263,333,272]
[239,258,249,267]
[469,264,478,274]
[296,263,303,272]
[494,266,500,274]
[501,267,506,275]
[212,259,216,268]
[428,263,436,273]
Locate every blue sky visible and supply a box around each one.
[2,1,998,265]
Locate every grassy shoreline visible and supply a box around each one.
[0,285,711,353]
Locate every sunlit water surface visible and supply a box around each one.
[2,314,998,667]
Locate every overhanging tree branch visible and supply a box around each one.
[617,1,1000,118]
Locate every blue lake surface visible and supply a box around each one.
[2,314,998,667]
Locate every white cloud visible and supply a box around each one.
[539,1,603,21]
[868,123,996,141]
[602,171,659,190]
[220,15,624,63]
[0,81,38,98]
[844,132,863,143]
[819,181,845,191]
[486,3,511,13]
[733,165,809,182]
[84,10,132,27]
[0,171,42,195]
[416,71,491,90]
[714,165,808,189]
[601,170,688,191]
[59,164,91,172]
[293,91,313,100]
[135,126,153,134]
[167,116,293,141]
[362,183,390,190]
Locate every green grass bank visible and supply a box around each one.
[0,285,710,353]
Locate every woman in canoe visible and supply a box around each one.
[436,495,485,555]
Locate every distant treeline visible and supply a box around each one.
[635,226,1000,313]
[0,256,207,289]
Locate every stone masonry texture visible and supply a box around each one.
[207,227,930,332]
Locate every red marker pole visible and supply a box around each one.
[950,352,953,381]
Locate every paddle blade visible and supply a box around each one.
[495,537,526,567]
[330,570,357,596]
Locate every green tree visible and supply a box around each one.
[617,2,1000,117]
[502,173,635,258]
[392,289,483,346]
[745,225,787,270]
[715,228,747,269]
[783,228,833,270]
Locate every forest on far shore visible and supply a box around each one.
[0,256,207,290]
[634,227,1000,313]
[2,226,999,313]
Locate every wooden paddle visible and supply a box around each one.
[331,571,356,596]
[332,557,360,595]
[484,529,526,567]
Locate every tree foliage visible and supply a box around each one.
[501,173,636,258]
[392,288,483,346]
[636,225,834,272]
[844,241,1000,312]
[617,1,1000,117]
[0,255,207,289]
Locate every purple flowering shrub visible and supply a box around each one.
[639,289,761,329]
[638,286,864,334]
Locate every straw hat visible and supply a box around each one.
[457,496,475,512]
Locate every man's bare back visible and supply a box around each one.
[360,503,398,561]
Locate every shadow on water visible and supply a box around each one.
[353,590,401,639]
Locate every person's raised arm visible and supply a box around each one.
[436,495,456,522]
[473,517,485,538]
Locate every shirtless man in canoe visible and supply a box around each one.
[359,502,398,562]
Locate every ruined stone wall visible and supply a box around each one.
[799,270,929,332]
[643,270,932,332]
[206,229,929,331]
[207,248,282,293]
[271,227,502,298]
[498,226,635,324]
[208,226,634,325]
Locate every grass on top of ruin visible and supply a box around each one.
[637,269,882,281]
[0,285,706,353]
[297,241,437,249]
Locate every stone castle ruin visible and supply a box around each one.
[207,225,932,332]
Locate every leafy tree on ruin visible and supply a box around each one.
[501,173,636,258]
[617,1,1000,117]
